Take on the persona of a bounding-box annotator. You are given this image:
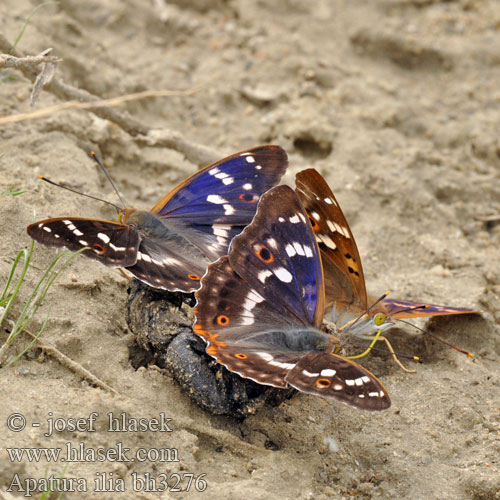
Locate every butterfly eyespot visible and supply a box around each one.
[188,273,200,281]
[93,243,105,254]
[316,378,331,388]
[234,353,247,359]
[255,245,273,263]
[374,312,387,326]
[217,315,229,326]
[239,192,257,203]
[308,216,319,229]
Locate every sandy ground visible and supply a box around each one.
[1,1,500,499]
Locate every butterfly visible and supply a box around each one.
[295,168,479,340]
[27,146,288,293]
[194,185,391,410]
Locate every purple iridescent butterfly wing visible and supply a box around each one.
[124,145,288,291]
[194,185,391,410]
[27,146,287,293]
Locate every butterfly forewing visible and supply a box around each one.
[152,146,288,225]
[27,218,139,267]
[296,168,367,312]
[296,168,479,340]
[27,146,287,293]
[228,185,325,327]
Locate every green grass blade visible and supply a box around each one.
[1,242,88,366]
[0,243,32,319]
[10,1,60,53]
[0,186,27,196]
[4,307,50,368]
[7,247,88,346]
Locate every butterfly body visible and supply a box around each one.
[194,185,390,410]
[27,146,288,292]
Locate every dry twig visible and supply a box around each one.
[0,48,61,69]
[0,33,222,166]
[2,321,119,394]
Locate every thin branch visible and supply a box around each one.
[0,33,222,166]
[0,87,202,125]
[4,321,119,394]
[475,214,500,223]
[0,49,61,69]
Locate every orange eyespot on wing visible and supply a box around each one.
[308,216,319,231]
[188,273,201,281]
[316,378,331,388]
[255,244,274,263]
[234,353,248,359]
[239,192,258,203]
[93,243,105,254]
[217,315,230,326]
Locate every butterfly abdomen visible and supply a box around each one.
[245,329,331,353]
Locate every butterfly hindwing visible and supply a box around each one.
[124,231,210,292]
[286,353,391,410]
[194,256,304,388]
[27,217,140,267]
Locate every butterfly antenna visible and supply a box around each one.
[39,176,123,214]
[395,318,474,358]
[90,151,128,208]
[393,304,430,315]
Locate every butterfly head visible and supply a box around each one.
[334,306,394,340]
[118,208,137,224]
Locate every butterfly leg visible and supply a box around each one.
[377,336,417,374]
[346,330,418,374]
[346,328,383,360]
[119,268,131,282]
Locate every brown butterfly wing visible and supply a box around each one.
[377,297,480,319]
[296,169,367,312]
[27,217,140,267]
[286,352,390,410]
